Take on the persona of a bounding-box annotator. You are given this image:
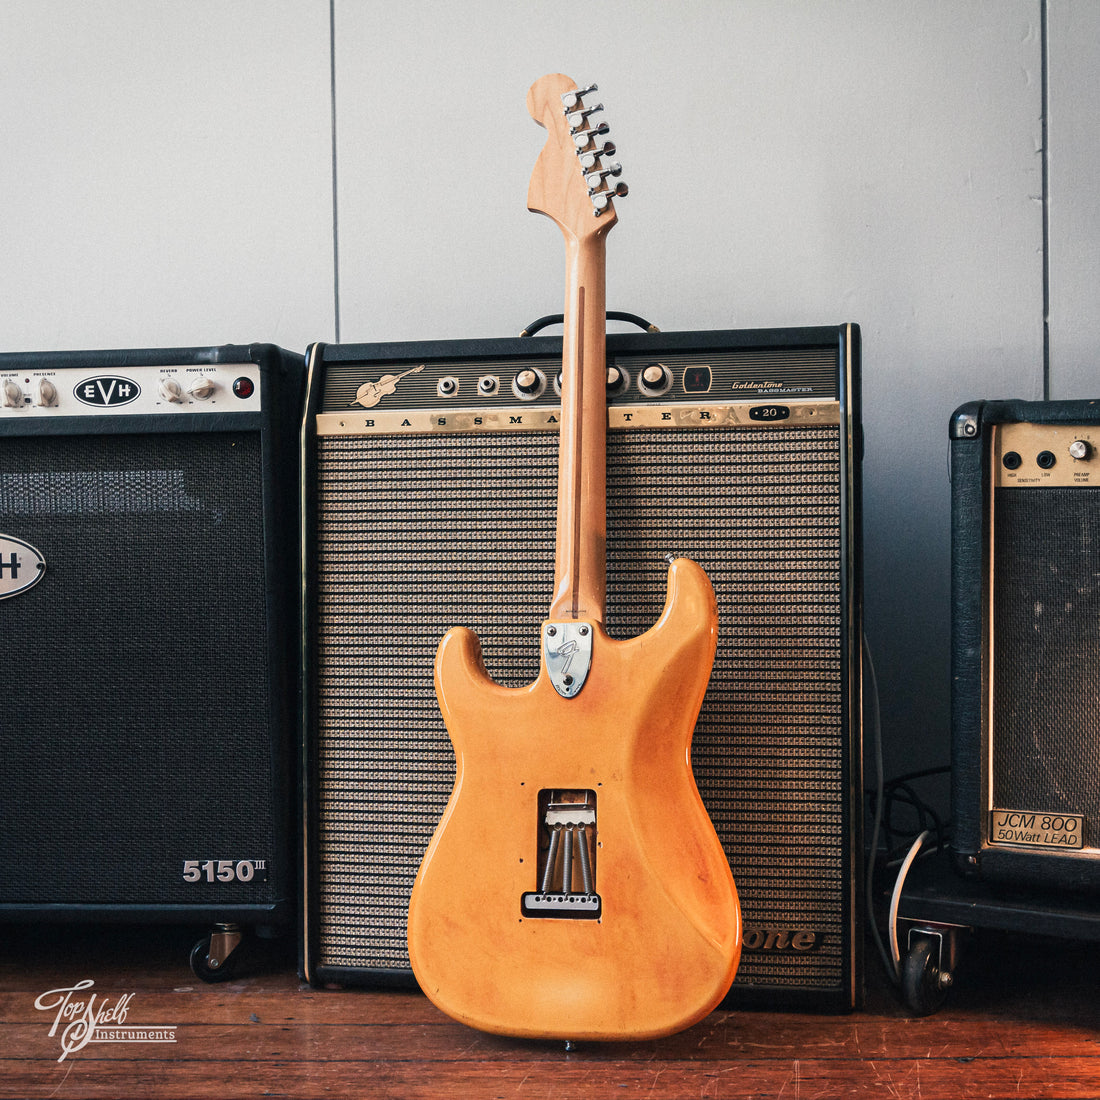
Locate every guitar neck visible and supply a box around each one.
[549,230,610,622]
[525,72,624,624]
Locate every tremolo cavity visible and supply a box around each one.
[522,790,600,919]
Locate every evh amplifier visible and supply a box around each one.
[302,324,863,1009]
[0,344,302,959]
[952,399,1100,893]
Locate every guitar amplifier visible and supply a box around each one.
[302,324,863,1009]
[952,399,1100,893]
[0,344,302,946]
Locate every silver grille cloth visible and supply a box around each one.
[311,424,848,991]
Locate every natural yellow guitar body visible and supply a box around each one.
[407,557,740,1041]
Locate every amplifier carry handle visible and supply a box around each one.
[519,311,661,338]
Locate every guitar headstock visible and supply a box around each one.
[526,74,627,238]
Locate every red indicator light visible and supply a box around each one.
[683,366,712,394]
[232,377,255,399]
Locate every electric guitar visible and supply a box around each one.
[406,73,741,1042]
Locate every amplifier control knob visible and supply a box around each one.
[159,378,184,403]
[1069,439,1092,461]
[188,377,216,400]
[512,368,546,400]
[3,379,24,407]
[35,379,58,407]
[606,365,629,395]
[637,362,672,396]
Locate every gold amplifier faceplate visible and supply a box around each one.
[994,422,1100,488]
[316,399,840,437]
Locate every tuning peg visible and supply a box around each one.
[560,83,598,111]
[566,103,604,131]
[590,181,628,216]
[584,162,623,190]
[571,121,610,149]
[576,140,616,169]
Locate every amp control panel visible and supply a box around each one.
[994,421,1100,488]
[0,363,262,417]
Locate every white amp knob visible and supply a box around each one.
[188,377,216,400]
[2,379,24,408]
[35,379,58,407]
[159,378,184,403]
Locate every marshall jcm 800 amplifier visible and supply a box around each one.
[952,399,1100,896]
[302,324,863,1008]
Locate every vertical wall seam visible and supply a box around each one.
[330,0,341,344]
[1041,0,1050,399]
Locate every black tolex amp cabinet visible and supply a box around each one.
[0,343,302,979]
[302,324,863,1009]
[952,399,1100,895]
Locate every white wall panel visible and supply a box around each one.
[1047,0,1100,399]
[0,1,334,352]
[334,0,1043,782]
[0,0,1068,803]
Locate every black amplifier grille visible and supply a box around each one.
[0,432,278,906]
[992,487,1100,827]
[311,423,853,996]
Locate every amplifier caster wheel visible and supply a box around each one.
[901,925,962,1017]
[190,923,243,983]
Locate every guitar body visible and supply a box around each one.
[407,557,741,1041]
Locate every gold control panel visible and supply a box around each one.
[993,422,1100,488]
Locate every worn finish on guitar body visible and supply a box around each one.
[407,72,741,1040]
[408,557,739,1041]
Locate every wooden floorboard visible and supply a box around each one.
[1,922,1098,1099]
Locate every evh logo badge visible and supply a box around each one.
[73,375,141,407]
[0,535,46,600]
